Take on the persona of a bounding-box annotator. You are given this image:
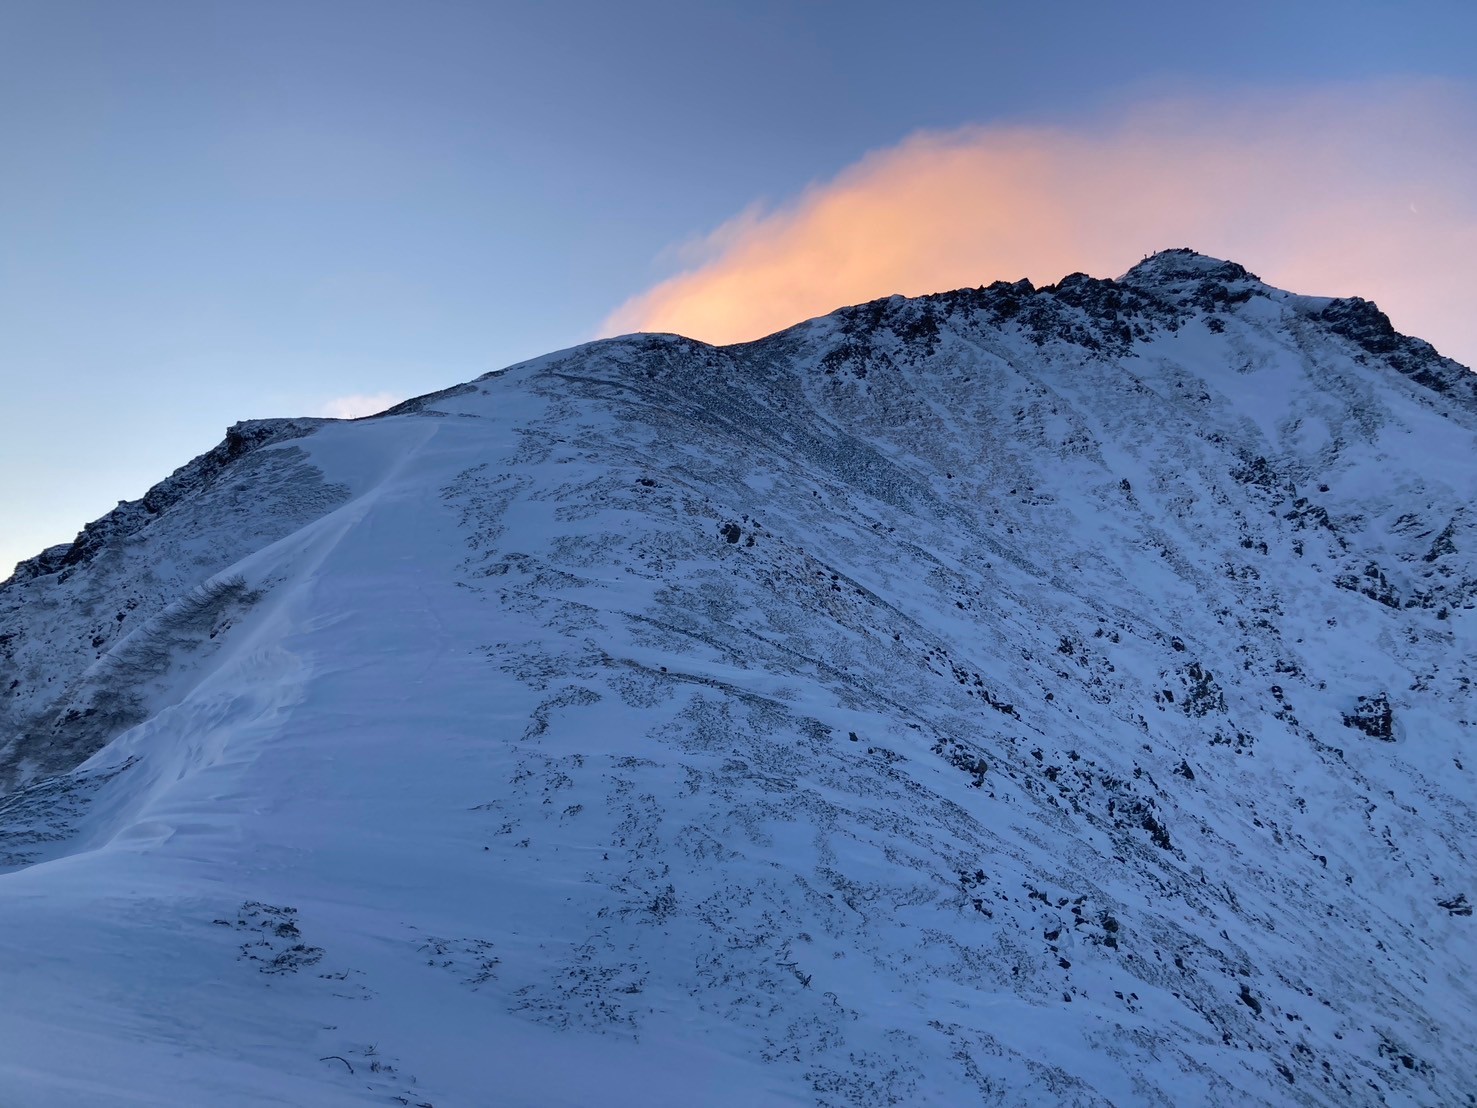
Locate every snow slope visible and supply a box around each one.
[1,250,1473,1106]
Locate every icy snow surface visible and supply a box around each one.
[1,251,1474,1106]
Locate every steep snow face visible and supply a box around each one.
[1,250,1474,1106]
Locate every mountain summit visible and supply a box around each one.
[2,251,1474,1105]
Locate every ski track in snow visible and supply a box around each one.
[1,251,1474,1106]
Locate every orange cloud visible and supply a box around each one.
[604,82,1477,369]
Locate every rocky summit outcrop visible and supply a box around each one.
[1,251,1473,1106]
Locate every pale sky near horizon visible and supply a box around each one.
[3,0,1475,577]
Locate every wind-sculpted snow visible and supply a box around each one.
[0,434,348,792]
[0,251,1473,1106]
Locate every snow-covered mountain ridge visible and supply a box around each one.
[1,249,1473,1105]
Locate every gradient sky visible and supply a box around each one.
[3,0,1475,577]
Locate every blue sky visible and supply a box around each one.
[3,0,1475,576]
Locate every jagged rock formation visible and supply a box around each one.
[1,250,1474,1106]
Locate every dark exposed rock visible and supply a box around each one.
[1238,983,1263,1015]
[1319,297,1477,409]
[1334,562,1401,609]
[1437,893,1472,917]
[1343,693,1395,740]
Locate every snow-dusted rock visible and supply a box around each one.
[1,250,1473,1106]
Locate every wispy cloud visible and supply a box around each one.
[603,81,1477,368]
[318,391,404,419]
